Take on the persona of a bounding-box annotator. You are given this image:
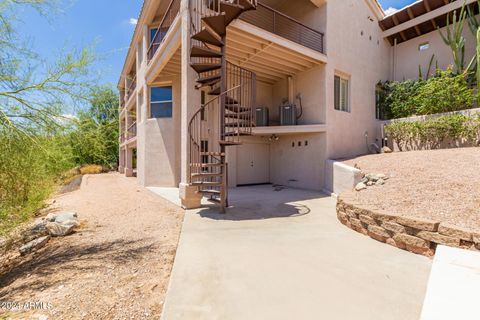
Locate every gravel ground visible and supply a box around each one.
[0,173,184,319]
[343,148,480,231]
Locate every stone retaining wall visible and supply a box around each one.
[337,193,480,257]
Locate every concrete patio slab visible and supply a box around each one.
[420,245,480,320]
[161,185,432,320]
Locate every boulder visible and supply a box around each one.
[54,212,78,223]
[30,219,48,236]
[45,213,57,222]
[355,182,367,191]
[376,173,388,180]
[382,146,393,153]
[46,221,78,237]
[365,173,379,182]
[19,236,50,255]
[375,178,385,186]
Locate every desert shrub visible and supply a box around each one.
[384,80,424,119]
[79,164,104,175]
[379,70,476,119]
[414,70,475,115]
[385,114,480,151]
[0,128,75,234]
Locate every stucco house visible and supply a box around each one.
[118,0,478,211]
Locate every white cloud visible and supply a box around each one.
[384,7,398,16]
[54,114,78,126]
[129,18,138,26]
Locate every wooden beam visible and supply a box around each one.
[382,0,476,38]
[392,14,407,41]
[424,0,438,29]
[407,7,422,36]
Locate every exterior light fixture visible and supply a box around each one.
[269,134,279,141]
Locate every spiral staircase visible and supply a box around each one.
[188,0,257,212]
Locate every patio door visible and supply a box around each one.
[237,143,270,185]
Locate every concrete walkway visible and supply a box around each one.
[161,185,432,320]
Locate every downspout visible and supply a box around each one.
[392,38,397,81]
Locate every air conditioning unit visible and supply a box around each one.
[279,103,297,126]
[256,107,269,127]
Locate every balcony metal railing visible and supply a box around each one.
[127,122,137,140]
[147,0,181,61]
[239,3,325,54]
[120,94,125,110]
[126,75,137,102]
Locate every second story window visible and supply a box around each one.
[334,75,350,113]
[150,28,158,44]
[150,86,173,118]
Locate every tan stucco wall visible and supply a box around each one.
[323,0,391,159]
[393,20,478,81]
[137,75,181,187]
[269,133,327,191]
[228,133,327,191]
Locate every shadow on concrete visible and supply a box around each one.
[197,184,328,221]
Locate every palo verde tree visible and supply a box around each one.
[0,0,95,134]
[0,0,97,233]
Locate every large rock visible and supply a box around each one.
[355,182,367,191]
[46,221,78,237]
[48,212,78,223]
[19,236,50,255]
[30,219,48,236]
[382,146,393,153]
[45,212,57,222]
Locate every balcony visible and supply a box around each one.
[127,122,137,141]
[239,2,324,54]
[126,75,137,104]
[147,0,181,62]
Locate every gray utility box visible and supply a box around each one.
[256,107,269,127]
[280,103,297,126]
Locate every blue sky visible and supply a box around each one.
[14,0,415,88]
[16,0,143,86]
[379,0,418,14]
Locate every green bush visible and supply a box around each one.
[385,114,480,151]
[414,70,475,115]
[385,80,424,119]
[378,70,476,119]
[0,128,75,234]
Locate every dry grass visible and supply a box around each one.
[79,164,104,175]
[343,148,480,231]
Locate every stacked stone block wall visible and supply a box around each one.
[337,193,480,257]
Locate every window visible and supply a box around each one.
[150,28,158,44]
[150,86,173,118]
[419,42,429,51]
[150,27,169,45]
[334,75,350,112]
